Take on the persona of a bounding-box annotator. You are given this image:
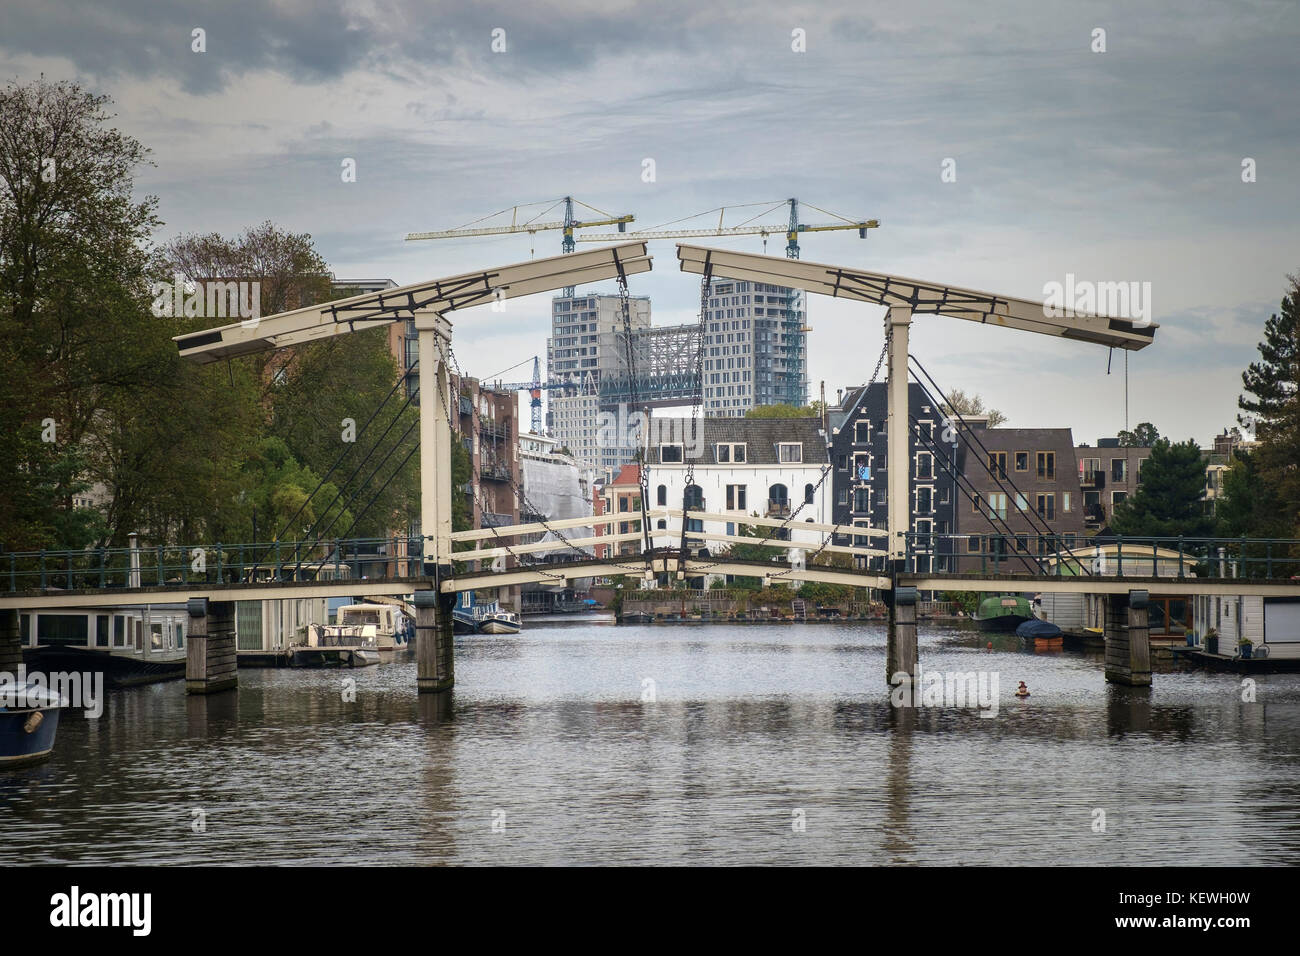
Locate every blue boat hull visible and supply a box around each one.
[0,707,62,767]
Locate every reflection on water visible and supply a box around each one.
[2,622,1298,865]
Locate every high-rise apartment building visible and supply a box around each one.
[546,292,651,472]
[702,278,807,416]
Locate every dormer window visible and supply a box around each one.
[778,442,803,463]
[660,444,683,463]
[716,443,747,463]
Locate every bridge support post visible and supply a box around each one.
[1104,589,1151,686]
[0,608,22,674]
[887,584,919,696]
[414,589,454,694]
[186,598,237,695]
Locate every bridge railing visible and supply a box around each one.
[1,536,419,593]
[903,532,1300,579]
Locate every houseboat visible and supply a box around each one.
[21,605,189,686]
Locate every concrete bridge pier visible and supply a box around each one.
[186,598,237,695]
[1104,589,1152,687]
[887,584,919,696]
[0,608,22,674]
[415,590,454,694]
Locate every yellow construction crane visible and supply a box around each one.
[576,198,878,260]
[406,196,634,256]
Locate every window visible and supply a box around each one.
[1016,535,1029,552]
[1062,492,1071,512]
[1014,451,1029,472]
[1036,493,1056,520]
[778,442,802,463]
[854,421,871,443]
[853,487,871,512]
[1036,451,1056,480]
[853,453,871,482]
[660,444,683,463]
[967,535,982,553]
[113,615,126,648]
[917,421,933,441]
[769,483,789,503]
[971,492,983,513]
[1112,491,1128,506]
[916,487,933,514]
[175,624,184,649]
[1111,458,1127,482]
[987,493,1008,519]
[725,484,747,510]
[836,454,847,470]
[1137,458,1147,483]
[96,614,108,648]
[716,443,747,463]
[915,452,932,479]
[988,452,1008,478]
[1015,493,1028,512]
[656,485,667,506]
[150,622,164,651]
[804,483,815,505]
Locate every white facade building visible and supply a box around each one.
[643,418,831,578]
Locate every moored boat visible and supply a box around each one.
[974,595,1034,632]
[0,681,67,767]
[1016,617,1064,650]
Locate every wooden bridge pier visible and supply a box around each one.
[414,590,454,693]
[186,598,237,695]
[1104,589,1152,687]
[887,584,919,696]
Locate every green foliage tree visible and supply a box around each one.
[1236,273,1300,537]
[1111,438,1214,537]
[1117,422,1160,447]
[940,389,1007,427]
[0,78,162,549]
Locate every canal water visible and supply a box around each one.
[2,622,1297,865]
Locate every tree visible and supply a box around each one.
[0,78,162,549]
[940,389,1007,427]
[1111,438,1214,538]
[1237,273,1300,536]
[1117,422,1160,447]
[1216,449,1287,539]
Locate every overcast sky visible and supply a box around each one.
[3,0,1297,445]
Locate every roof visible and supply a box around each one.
[609,464,641,486]
[644,418,828,465]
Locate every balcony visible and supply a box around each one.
[1080,469,1105,490]
[481,461,511,482]
[479,419,511,442]
[766,499,791,517]
[1084,503,1105,525]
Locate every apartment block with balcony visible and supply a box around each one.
[451,374,520,534]
[825,382,958,573]
[956,425,1086,570]
[1075,438,1150,531]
